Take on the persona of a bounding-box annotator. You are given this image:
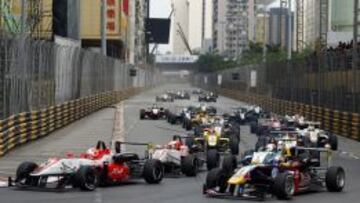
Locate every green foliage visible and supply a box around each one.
[196,54,237,73]
[196,41,314,72]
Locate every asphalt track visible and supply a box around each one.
[0,84,360,203]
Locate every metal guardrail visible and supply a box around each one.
[216,88,359,141]
[0,88,144,157]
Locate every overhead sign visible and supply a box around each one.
[155,55,199,63]
[204,76,208,84]
[217,74,222,85]
[146,18,171,44]
[250,70,257,87]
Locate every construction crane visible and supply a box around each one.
[176,23,192,55]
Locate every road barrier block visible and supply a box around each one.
[0,87,145,157]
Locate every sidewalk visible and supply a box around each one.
[0,107,116,177]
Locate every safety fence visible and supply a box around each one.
[215,88,360,141]
[0,87,144,157]
[0,34,158,119]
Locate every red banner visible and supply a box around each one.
[123,0,129,16]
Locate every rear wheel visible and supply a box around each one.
[181,155,198,176]
[74,166,98,191]
[143,159,164,184]
[229,135,239,155]
[273,172,294,200]
[140,109,145,119]
[206,149,220,170]
[329,134,338,151]
[205,168,228,193]
[222,154,237,175]
[326,166,345,192]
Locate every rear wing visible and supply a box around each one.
[114,141,154,154]
[294,146,333,167]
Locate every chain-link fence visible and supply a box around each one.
[196,50,360,114]
[0,34,156,119]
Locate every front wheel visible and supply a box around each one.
[273,172,294,200]
[181,155,198,176]
[229,136,239,155]
[74,166,98,191]
[326,166,345,192]
[143,159,164,184]
[205,168,228,193]
[15,162,38,186]
[206,149,220,170]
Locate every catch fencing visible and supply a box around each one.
[196,50,360,140]
[0,34,156,119]
[0,33,157,156]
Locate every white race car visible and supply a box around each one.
[151,136,199,176]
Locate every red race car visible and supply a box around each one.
[11,141,164,191]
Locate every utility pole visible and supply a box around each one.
[20,0,27,34]
[101,0,107,56]
[287,0,292,60]
[353,0,359,112]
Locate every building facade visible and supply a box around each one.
[128,0,148,65]
[213,0,249,58]
[268,7,294,49]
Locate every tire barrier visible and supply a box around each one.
[0,88,143,157]
[216,88,360,141]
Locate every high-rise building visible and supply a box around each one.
[171,0,190,55]
[170,0,212,55]
[255,13,270,44]
[128,0,149,65]
[327,0,354,46]
[201,0,213,53]
[268,7,294,49]
[213,0,249,58]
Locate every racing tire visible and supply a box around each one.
[75,166,98,191]
[185,120,192,131]
[15,162,38,185]
[329,134,338,151]
[206,149,220,170]
[229,135,240,155]
[273,172,294,200]
[143,159,164,184]
[167,113,172,123]
[205,168,228,193]
[326,166,345,192]
[250,121,258,134]
[170,115,177,125]
[222,154,237,175]
[181,154,198,176]
[140,109,146,119]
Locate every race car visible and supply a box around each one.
[174,91,190,100]
[156,93,174,102]
[12,141,164,191]
[296,122,338,151]
[198,92,217,102]
[192,89,203,94]
[140,105,169,120]
[167,106,197,125]
[151,135,199,176]
[183,105,217,130]
[203,146,345,200]
[185,123,239,170]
